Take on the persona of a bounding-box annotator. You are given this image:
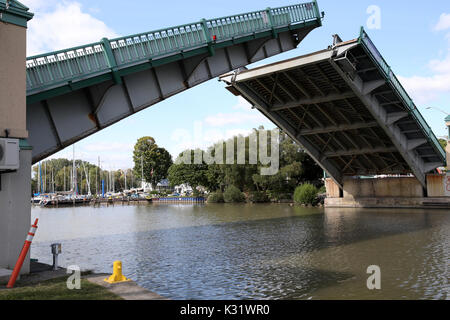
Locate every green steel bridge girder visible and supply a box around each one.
[26,21,320,105]
[26,2,324,163]
[26,2,323,101]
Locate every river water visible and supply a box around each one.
[30,203,449,300]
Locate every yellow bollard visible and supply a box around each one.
[104,260,131,284]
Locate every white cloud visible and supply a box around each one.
[204,112,267,127]
[24,1,118,56]
[232,96,253,111]
[398,73,450,104]
[204,96,269,127]
[429,51,450,73]
[82,142,133,153]
[434,13,450,31]
[398,14,450,104]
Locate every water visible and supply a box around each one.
[31,204,449,300]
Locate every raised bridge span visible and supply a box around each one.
[221,29,446,188]
[26,1,323,164]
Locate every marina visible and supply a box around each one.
[32,193,207,207]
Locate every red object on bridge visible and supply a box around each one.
[6,219,39,288]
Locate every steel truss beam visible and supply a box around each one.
[329,58,430,187]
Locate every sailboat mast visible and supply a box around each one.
[51,166,54,193]
[72,144,76,195]
[38,162,41,193]
[44,161,46,193]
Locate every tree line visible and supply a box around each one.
[167,127,323,201]
[32,127,324,200]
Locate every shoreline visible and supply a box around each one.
[0,261,167,300]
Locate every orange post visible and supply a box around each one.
[6,218,39,288]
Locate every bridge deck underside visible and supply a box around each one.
[223,40,445,187]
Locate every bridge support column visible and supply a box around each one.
[0,142,32,274]
[0,1,33,274]
[446,116,450,169]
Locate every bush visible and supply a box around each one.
[266,190,292,202]
[223,185,245,203]
[207,191,224,203]
[248,191,269,203]
[318,185,326,194]
[294,183,318,205]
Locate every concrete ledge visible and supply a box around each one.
[85,274,168,300]
[325,197,450,209]
[0,268,12,285]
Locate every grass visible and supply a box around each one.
[0,275,122,300]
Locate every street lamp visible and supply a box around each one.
[425,106,449,116]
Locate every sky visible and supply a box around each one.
[22,0,450,170]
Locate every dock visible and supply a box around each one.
[151,197,205,203]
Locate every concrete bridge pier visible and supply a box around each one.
[324,117,450,208]
[0,0,33,275]
[446,115,450,169]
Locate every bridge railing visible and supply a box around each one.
[358,27,446,161]
[26,41,108,91]
[25,1,321,94]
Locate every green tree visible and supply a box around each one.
[133,136,173,188]
[251,130,322,196]
[439,139,447,150]
[223,185,245,203]
[168,149,209,190]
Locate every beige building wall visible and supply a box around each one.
[325,177,425,199]
[0,21,27,138]
[325,178,340,198]
[341,177,423,199]
[426,174,445,197]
